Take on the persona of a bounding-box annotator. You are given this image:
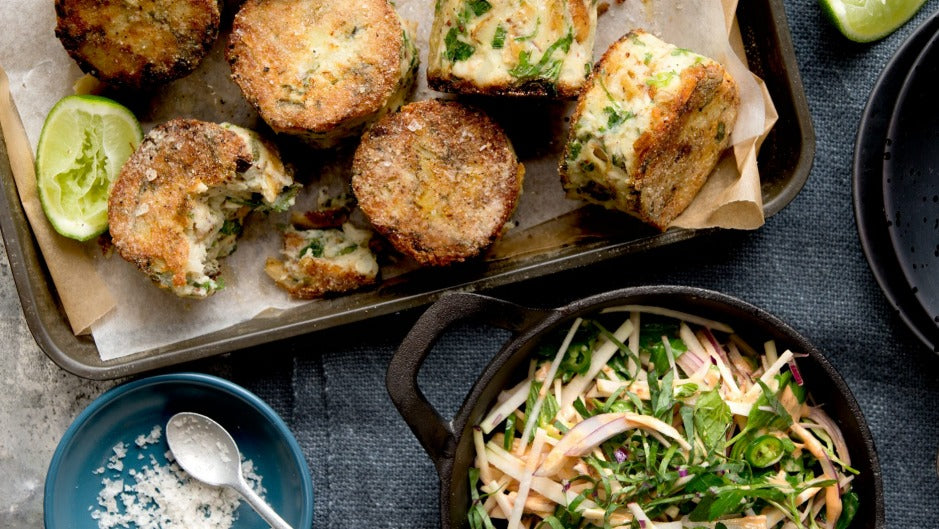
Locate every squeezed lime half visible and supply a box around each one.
[820,0,928,42]
[35,95,142,241]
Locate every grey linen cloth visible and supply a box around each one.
[209,1,939,526]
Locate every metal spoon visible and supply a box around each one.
[166,412,294,529]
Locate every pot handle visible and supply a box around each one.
[387,291,551,467]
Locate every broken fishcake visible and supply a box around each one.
[351,100,524,266]
[108,119,296,298]
[54,0,221,88]
[265,223,379,299]
[428,0,597,97]
[560,30,740,229]
[227,0,418,147]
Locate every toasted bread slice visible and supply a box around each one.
[427,0,596,97]
[559,30,740,229]
[54,0,220,88]
[108,119,296,298]
[228,0,418,147]
[352,100,524,266]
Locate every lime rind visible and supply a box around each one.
[821,0,928,42]
[35,95,142,241]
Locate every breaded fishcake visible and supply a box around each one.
[428,0,597,97]
[54,0,221,88]
[227,0,418,147]
[108,119,296,298]
[265,223,379,299]
[351,100,524,266]
[559,30,740,229]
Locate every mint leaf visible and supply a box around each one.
[694,388,731,453]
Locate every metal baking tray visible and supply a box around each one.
[0,0,814,380]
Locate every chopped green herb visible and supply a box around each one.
[298,238,324,259]
[715,121,726,141]
[491,25,507,49]
[603,105,636,129]
[646,70,678,88]
[514,17,541,42]
[467,0,491,16]
[643,52,654,64]
[219,219,242,236]
[578,159,595,173]
[509,29,573,83]
[467,468,497,529]
[567,140,583,161]
[338,244,358,256]
[503,414,516,450]
[836,492,860,529]
[444,27,475,62]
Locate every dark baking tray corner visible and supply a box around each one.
[0,0,815,380]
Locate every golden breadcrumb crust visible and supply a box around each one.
[228,0,409,136]
[633,64,738,228]
[351,100,525,266]
[108,119,251,289]
[54,0,221,88]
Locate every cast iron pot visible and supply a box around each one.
[387,286,884,529]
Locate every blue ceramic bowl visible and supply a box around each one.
[44,373,313,529]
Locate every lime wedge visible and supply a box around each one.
[35,95,142,241]
[820,0,928,42]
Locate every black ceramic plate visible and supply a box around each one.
[854,10,939,353]
[883,29,939,339]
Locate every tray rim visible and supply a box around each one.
[0,0,815,380]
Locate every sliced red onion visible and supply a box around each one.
[536,414,628,476]
[678,467,688,477]
[808,407,851,466]
[787,358,804,386]
[570,417,634,456]
[819,452,842,529]
[614,447,628,463]
[703,328,731,365]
